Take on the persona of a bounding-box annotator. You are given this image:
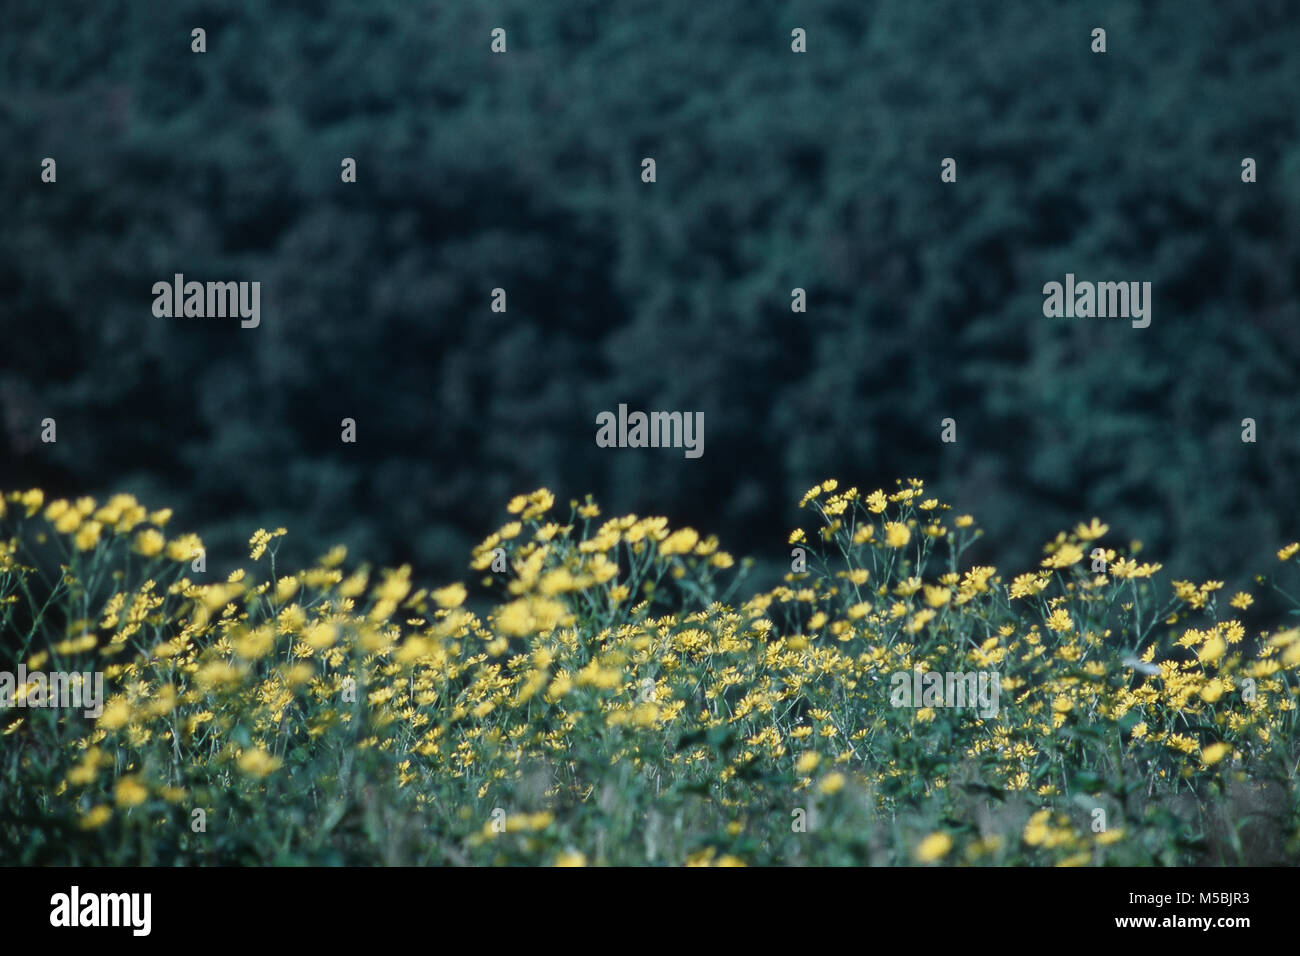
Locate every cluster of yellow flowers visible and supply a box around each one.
[2,482,1297,866]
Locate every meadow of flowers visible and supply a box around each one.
[1,480,1297,866]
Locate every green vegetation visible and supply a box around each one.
[3,483,1297,865]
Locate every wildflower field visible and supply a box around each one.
[1,480,1298,866]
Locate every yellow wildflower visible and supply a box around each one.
[915,832,953,863]
[885,522,910,548]
[114,776,148,808]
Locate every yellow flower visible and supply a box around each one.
[54,508,82,534]
[80,806,112,830]
[915,832,953,863]
[1200,742,1230,766]
[660,527,700,556]
[1022,809,1052,846]
[539,569,579,596]
[1110,557,1162,579]
[894,578,921,598]
[74,521,102,552]
[694,535,720,557]
[817,772,846,795]
[133,528,166,557]
[195,661,243,691]
[238,748,283,778]
[274,576,301,603]
[1279,543,1300,562]
[339,570,369,598]
[553,851,587,867]
[1268,628,1300,648]
[98,698,131,730]
[232,626,275,661]
[524,812,554,831]
[885,522,910,548]
[923,585,951,608]
[166,533,204,563]
[52,634,96,655]
[249,529,269,560]
[795,751,821,774]
[1198,635,1226,665]
[114,776,148,808]
[1074,518,1109,541]
[496,600,534,637]
[907,609,935,633]
[546,672,573,700]
[65,747,102,785]
[432,583,467,608]
[1229,592,1253,610]
[799,483,823,507]
[300,622,336,649]
[508,489,556,521]
[1043,542,1084,569]
[1046,609,1073,632]
[375,566,412,602]
[318,544,347,568]
[954,514,974,528]
[21,489,44,517]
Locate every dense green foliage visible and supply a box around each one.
[3,0,1298,595]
